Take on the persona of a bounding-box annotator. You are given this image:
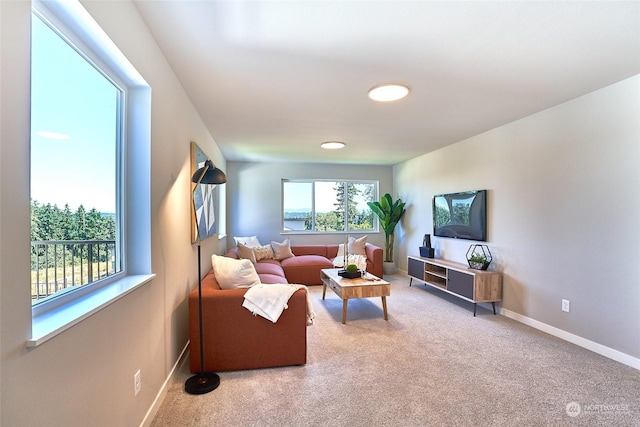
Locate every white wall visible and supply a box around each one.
[226,161,393,249]
[395,76,640,362]
[0,1,227,425]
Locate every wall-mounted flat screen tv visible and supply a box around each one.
[433,190,487,241]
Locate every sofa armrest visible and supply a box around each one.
[365,243,384,278]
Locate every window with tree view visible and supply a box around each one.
[30,12,123,305]
[282,180,377,232]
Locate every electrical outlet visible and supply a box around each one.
[562,299,570,313]
[134,370,141,396]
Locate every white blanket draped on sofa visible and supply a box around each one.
[242,284,316,325]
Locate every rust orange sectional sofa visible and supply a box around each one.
[189,243,383,372]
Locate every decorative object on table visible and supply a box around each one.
[466,244,493,270]
[419,233,435,258]
[185,150,227,395]
[191,141,220,243]
[367,193,406,274]
[344,235,349,267]
[339,263,362,279]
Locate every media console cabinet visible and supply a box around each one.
[407,255,502,316]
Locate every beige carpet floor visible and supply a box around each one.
[151,274,639,426]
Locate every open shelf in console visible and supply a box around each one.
[424,263,447,287]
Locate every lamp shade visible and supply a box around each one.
[191,159,227,185]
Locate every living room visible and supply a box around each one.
[1,1,638,426]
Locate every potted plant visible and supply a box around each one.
[367,193,406,275]
[466,244,492,270]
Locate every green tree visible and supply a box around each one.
[30,200,117,267]
[334,182,363,231]
[73,205,88,239]
[30,200,43,241]
[60,204,74,240]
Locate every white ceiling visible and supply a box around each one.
[134,1,640,166]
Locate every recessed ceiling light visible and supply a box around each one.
[368,84,410,102]
[321,141,346,150]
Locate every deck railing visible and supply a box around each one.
[30,240,117,302]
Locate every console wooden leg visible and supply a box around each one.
[382,296,388,321]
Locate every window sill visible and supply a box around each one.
[28,274,155,348]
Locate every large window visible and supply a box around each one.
[282,180,378,233]
[28,0,152,347]
[30,11,123,305]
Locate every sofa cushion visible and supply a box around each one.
[281,255,334,285]
[272,238,295,260]
[258,273,289,284]
[256,258,282,266]
[280,254,332,268]
[291,245,328,257]
[211,254,261,289]
[254,260,287,277]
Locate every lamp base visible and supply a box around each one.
[185,372,220,395]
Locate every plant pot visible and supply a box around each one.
[468,261,490,270]
[383,261,396,275]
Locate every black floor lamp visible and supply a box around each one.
[185,159,227,395]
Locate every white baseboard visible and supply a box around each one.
[501,308,639,371]
[399,268,639,371]
[140,341,190,427]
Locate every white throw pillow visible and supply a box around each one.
[336,243,346,258]
[337,236,368,257]
[237,242,257,264]
[271,238,295,261]
[333,254,368,271]
[234,235,261,248]
[349,235,367,256]
[211,254,261,289]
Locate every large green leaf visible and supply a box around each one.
[367,193,406,261]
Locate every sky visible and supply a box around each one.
[30,15,118,214]
[284,181,373,213]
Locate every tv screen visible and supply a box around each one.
[433,190,487,241]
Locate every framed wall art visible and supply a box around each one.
[191,141,217,243]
